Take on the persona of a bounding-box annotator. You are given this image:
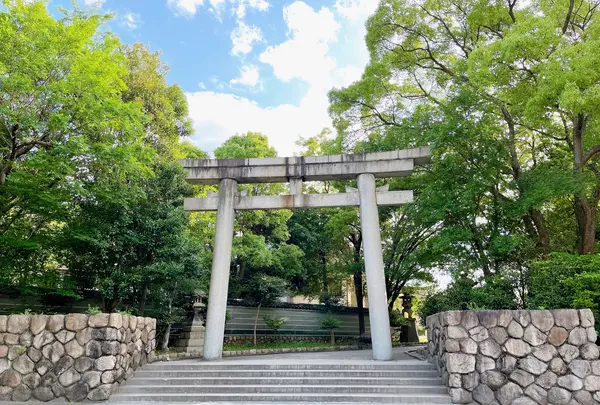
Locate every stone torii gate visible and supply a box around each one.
[180,146,430,361]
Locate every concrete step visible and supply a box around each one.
[133,370,440,378]
[125,377,443,386]
[142,363,437,371]
[118,384,449,395]
[109,393,453,403]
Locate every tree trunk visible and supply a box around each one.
[330,328,335,345]
[572,113,597,254]
[574,195,597,254]
[253,303,261,346]
[321,253,328,292]
[161,324,171,351]
[138,287,148,315]
[353,271,365,336]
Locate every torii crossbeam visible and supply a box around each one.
[180,146,431,361]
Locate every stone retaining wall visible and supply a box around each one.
[426,309,600,405]
[0,313,156,402]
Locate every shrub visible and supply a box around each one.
[319,316,342,344]
[263,315,289,332]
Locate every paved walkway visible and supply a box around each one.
[0,347,429,405]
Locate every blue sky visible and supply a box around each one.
[53,0,380,156]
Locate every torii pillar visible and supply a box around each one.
[180,147,431,361]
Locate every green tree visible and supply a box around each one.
[0,1,147,291]
[329,0,600,257]
[121,43,193,159]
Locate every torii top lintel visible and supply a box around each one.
[180,146,431,185]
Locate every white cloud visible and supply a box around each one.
[188,1,373,157]
[259,2,340,87]
[167,0,204,16]
[230,65,261,87]
[334,0,380,22]
[167,0,226,18]
[122,13,142,30]
[187,91,331,157]
[198,82,207,90]
[231,21,263,55]
[235,0,270,19]
[83,0,106,7]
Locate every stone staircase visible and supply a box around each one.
[111,360,452,404]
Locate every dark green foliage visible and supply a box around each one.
[263,315,289,332]
[417,276,518,325]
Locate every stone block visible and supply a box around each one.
[65,340,85,359]
[8,315,30,334]
[87,384,112,401]
[448,325,468,339]
[472,384,495,405]
[476,354,496,373]
[480,370,507,390]
[549,326,569,346]
[524,383,547,404]
[89,314,110,328]
[41,341,64,363]
[510,368,534,387]
[442,311,462,326]
[56,330,75,344]
[470,326,489,342]
[109,313,123,329]
[523,325,546,346]
[553,309,580,329]
[584,375,600,391]
[530,310,554,332]
[11,385,32,402]
[489,327,508,345]
[514,310,531,327]
[550,357,568,375]
[459,338,477,354]
[574,390,593,405]
[95,355,117,371]
[58,368,81,386]
[449,388,472,404]
[33,330,55,349]
[568,327,588,346]
[46,315,64,333]
[558,344,580,363]
[497,355,517,374]
[581,343,600,360]
[461,311,480,330]
[0,316,7,332]
[547,387,572,405]
[64,381,88,402]
[83,370,102,388]
[13,354,35,374]
[518,355,548,375]
[557,374,583,391]
[536,370,558,389]
[507,321,524,339]
[32,387,55,402]
[532,343,558,362]
[65,314,88,332]
[462,371,479,390]
[30,315,48,335]
[480,338,502,359]
[505,338,532,357]
[580,309,595,328]
[496,381,523,405]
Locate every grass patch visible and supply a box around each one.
[223,341,344,351]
